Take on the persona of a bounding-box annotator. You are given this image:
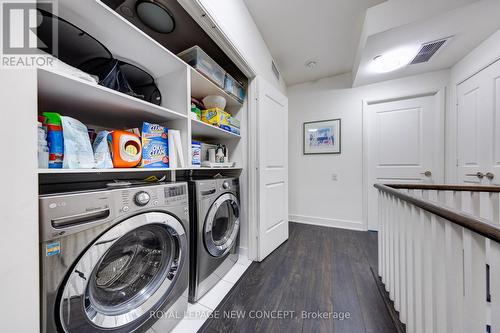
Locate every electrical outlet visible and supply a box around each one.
[331,174,338,181]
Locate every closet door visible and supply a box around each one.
[485,60,500,185]
[456,59,500,185]
[256,77,289,261]
[456,69,490,184]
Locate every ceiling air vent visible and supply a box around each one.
[409,37,452,65]
[271,60,280,81]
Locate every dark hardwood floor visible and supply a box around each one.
[199,222,400,333]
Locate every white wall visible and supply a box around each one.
[198,0,287,94]
[288,70,450,230]
[0,69,39,332]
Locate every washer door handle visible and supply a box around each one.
[51,208,110,228]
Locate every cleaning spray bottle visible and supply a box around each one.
[42,112,64,168]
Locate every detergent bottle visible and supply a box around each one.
[42,112,64,168]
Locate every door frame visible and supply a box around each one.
[361,88,447,231]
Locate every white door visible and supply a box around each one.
[456,69,490,184]
[490,61,500,185]
[365,93,445,230]
[457,59,500,185]
[256,78,289,261]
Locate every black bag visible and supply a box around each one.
[80,57,162,105]
[37,9,162,106]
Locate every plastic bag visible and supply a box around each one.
[61,116,96,169]
[93,131,113,169]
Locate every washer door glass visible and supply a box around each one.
[59,212,187,331]
[87,224,173,314]
[204,193,240,257]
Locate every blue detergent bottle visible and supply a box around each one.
[42,112,64,168]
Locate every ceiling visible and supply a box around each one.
[353,0,500,86]
[244,0,500,87]
[243,0,385,86]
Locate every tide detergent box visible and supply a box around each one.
[201,108,230,127]
[140,122,169,168]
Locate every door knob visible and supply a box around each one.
[466,172,484,179]
[420,170,432,177]
[485,172,495,180]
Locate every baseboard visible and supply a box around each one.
[289,214,366,231]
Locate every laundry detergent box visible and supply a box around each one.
[141,122,168,140]
[140,122,169,168]
[219,124,241,135]
[201,108,230,127]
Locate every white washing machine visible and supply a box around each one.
[188,178,240,303]
[39,182,189,333]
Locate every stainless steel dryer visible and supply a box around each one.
[39,182,189,333]
[188,178,240,303]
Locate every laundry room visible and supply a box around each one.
[3,0,500,333]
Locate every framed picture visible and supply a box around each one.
[303,119,341,154]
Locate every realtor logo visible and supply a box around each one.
[1,1,56,67]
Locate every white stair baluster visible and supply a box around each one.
[462,191,488,333]
[390,195,396,298]
[428,190,446,333]
[405,198,415,333]
[394,197,401,312]
[378,190,384,278]
[443,191,464,333]
[490,241,500,332]
[419,190,434,333]
[398,197,407,323]
[413,190,425,333]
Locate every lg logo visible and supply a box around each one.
[2,3,50,54]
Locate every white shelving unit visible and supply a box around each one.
[37,0,246,177]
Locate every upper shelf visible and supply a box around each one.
[58,0,186,78]
[190,69,243,108]
[38,68,186,128]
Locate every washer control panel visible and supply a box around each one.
[134,191,151,206]
[117,183,187,213]
[165,184,187,205]
[39,182,189,242]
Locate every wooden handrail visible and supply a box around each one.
[374,183,500,243]
[383,183,500,192]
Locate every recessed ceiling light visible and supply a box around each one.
[305,60,318,69]
[370,47,418,73]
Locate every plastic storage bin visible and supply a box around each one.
[178,46,225,88]
[223,73,245,103]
